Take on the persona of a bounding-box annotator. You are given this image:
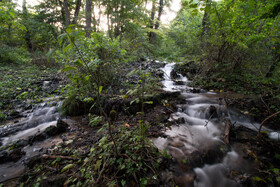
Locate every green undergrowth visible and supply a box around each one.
[0,62,60,121]
[73,130,166,186]
[21,125,170,187]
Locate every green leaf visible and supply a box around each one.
[20,25,27,31]
[66,24,76,33]
[9,11,15,18]
[58,33,67,45]
[94,160,102,171]
[72,59,82,66]
[61,164,74,173]
[99,86,103,94]
[272,168,279,175]
[63,43,73,53]
[252,176,266,182]
[144,101,153,104]
[61,65,76,72]
[121,180,126,186]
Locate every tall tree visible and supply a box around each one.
[63,0,70,27]
[149,0,164,43]
[85,0,92,37]
[149,0,156,43]
[72,0,82,25]
[201,0,211,38]
[22,0,32,52]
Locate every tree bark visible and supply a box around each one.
[201,0,211,38]
[72,0,82,25]
[22,0,32,52]
[85,0,92,37]
[58,0,66,28]
[150,0,163,44]
[149,1,156,43]
[150,1,156,29]
[155,0,164,30]
[63,0,71,27]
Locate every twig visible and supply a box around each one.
[258,111,280,135]
[260,95,270,114]
[94,157,109,185]
[224,119,231,144]
[42,154,77,160]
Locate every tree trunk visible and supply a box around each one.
[58,0,66,28]
[64,0,71,27]
[22,0,32,53]
[150,0,163,44]
[85,0,92,37]
[201,0,211,38]
[92,2,97,32]
[155,0,164,30]
[149,1,156,43]
[72,0,82,25]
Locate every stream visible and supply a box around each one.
[0,97,64,183]
[154,62,280,186]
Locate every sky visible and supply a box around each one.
[14,0,182,25]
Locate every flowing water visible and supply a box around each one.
[154,62,280,186]
[0,98,63,183]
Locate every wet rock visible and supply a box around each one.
[175,117,185,124]
[202,147,224,164]
[155,69,164,78]
[9,148,25,162]
[188,151,203,167]
[191,88,200,93]
[45,126,59,136]
[174,174,195,187]
[170,69,180,79]
[44,120,68,136]
[209,105,218,118]
[0,151,9,164]
[175,80,185,85]
[28,133,47,145]
[57,119,69,133]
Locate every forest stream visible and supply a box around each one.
[154,63,280,186]
[0,62,280,186]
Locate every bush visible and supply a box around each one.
[0,44,31,64]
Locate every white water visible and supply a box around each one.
[154,62,280,186]
[0,99,62,183]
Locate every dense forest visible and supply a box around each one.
[0,0,280,186]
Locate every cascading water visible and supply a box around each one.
[0,98,63,183]
[154,62,280,186]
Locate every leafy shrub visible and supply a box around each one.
[0,44,30,64]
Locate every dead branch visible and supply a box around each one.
[224,119,231,144]
[258,111,280,135]
[42,154,77,160]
